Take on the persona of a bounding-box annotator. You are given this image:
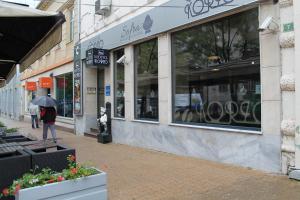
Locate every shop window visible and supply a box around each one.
[114,49,125,118]
[26,91,36,112]
[172,9,261,129]
[56,73,73,118]
[134,39,159,121]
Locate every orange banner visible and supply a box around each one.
[25,82,37,91]
[39,77,53,88]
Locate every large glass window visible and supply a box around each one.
[56,73,73,118]
[26,91,36,113]
[172,9,260,129]
[135,39,158,121]
[114,49,125,118]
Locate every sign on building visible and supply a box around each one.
[74,43,83,115]
[86,48,110,67]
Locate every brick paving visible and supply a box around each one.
[1,117,300,200]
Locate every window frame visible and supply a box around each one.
[55,72,74,118]
[113,48,125,118]
[134,38,159,121]
[170,8,261,131]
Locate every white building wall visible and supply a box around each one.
[293,0,300,169]
[278,0,296,174]
[76,0,286,172]
[20,63,74,128]
[0,65,23,120]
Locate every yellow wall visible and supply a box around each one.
[21,0,75,80]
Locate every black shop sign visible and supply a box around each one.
[86,48,110,67]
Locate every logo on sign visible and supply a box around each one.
[94,49,109,65]
[86,48,110,67]
[87,40,104,50]
[121,14,153,41]
[184,0,234,18]
[143,15,153,34]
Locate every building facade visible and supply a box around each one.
[0,65,23,120]
[20,0,76,131]
[72,0,300,174]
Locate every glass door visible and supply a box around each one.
[97,68,105,117]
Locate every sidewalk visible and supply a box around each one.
[1,117,300,200]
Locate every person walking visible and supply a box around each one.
[29,102,39,129]
[40,106,57,143]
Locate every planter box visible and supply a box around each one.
[0,150,31,200]
[1,133,22,139]
[15,169,107,200]
[4,137,33,143]
[24,144,75,172]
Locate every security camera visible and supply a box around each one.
[258,16,278,32]
[116,55,126,64]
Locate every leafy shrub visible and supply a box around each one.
[5,128,18,134]
[0,121,5,127]
[0,155,100,198]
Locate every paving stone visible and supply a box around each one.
[1,117,300,200]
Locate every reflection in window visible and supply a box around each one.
[172,9,261,129]
[56,73,73,118]
[134,39,158,120]
[114,49,125,118]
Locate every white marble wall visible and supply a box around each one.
[112,120,281,172]
[293,0,300,168]
[75,64,98,135]
[279,0,296,174]
[76,1,283,172]
[111,4,283,173]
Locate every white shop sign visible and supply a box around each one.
[80,0,258,59]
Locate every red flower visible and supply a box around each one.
[47,179,55,184]
[13,184,21,195]
[69,155,76,162]
[57,176,65,182]
[2,188,9,197]
[70,168,78,175]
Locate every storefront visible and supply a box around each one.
[21,61,75,131]
[76,0,282,173]
[56,73,73,118]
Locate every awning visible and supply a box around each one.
[0,0,65,79]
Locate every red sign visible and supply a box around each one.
[39,77,53,88]
[25,82,37,91]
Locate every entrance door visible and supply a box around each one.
[97,69,105,116]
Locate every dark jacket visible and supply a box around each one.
[40,107,56,124]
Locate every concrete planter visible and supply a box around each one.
[15,169,107,200]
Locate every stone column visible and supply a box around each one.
[158,33,172,125]
[294,0,300,168]
[279,0,296,174]
[124,46,134,121]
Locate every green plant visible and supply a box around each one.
[0,155,100,198]
[5,128,18,134]
[0,121,5,127]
